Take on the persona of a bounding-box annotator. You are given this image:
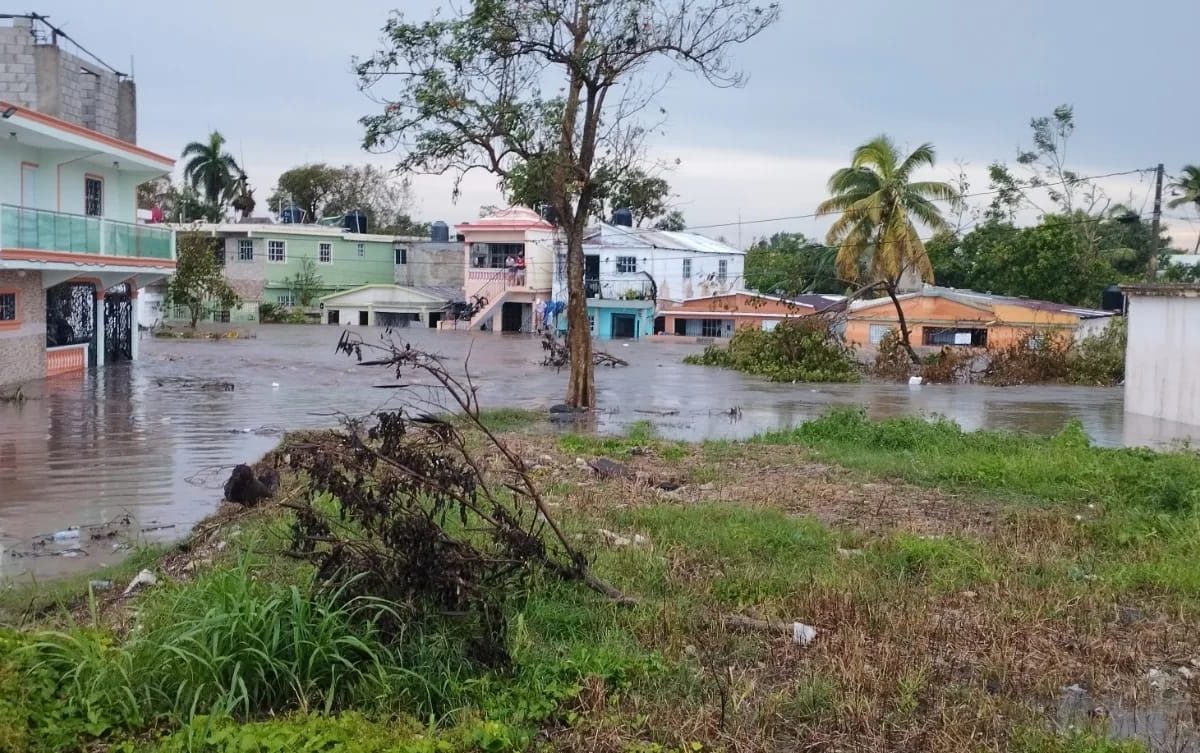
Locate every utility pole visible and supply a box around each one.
[1147,163,1164,282]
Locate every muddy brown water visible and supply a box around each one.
[1,324,1196,580]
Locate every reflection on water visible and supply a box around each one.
[0,324,1196,579]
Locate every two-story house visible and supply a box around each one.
[551,218,745,339]
[452,207,556,332]
[167,220,461,326]
[0,101,175,387]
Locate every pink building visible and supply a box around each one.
[454,207,556,333]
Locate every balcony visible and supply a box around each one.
[0,204,174,261]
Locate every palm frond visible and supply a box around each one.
[851,136,899,179]
[905,195,951,233]
[896,143,936,181]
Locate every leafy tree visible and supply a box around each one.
[268,163,418,232]
[136,177,178,214]
[224,171,256,220]
[358,1,778,409]
[964,217,1112,306]
[923,229,972,290]
[608,169,671,226]
[817,135,958,363]
[1168,165,1200,253]
[181,131,240,208]
[745,232,840,295]
[167,233,238,328]
[283,258,324,307]
[268,163,340,222]
[652,209,687,232]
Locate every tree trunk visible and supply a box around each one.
[885,283,920,364]
[564,223,595,408]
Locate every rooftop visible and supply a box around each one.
[849,285,1113,319]
[587,223,745,255]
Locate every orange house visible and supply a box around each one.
[844,286,1114,349]
[656,291,845,339]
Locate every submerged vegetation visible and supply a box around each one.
[683,317,860,383]
[4,402,1200,751]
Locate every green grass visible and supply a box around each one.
[559,420,688,461]
[472,408,546,434]
[759,408,1200,512]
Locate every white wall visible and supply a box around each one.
[1125,294,1200,427]
[0,141,141,220]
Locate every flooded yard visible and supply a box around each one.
[0,324,1195,580]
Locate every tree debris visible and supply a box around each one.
[541,333,628,372]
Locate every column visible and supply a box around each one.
[129,289,140,362]
[93,291,106,367]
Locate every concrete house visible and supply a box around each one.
[0,17,174,388]
[453,207,556,333]
[657,292,845,339]
[552,220,746,339]
[844,286,1113,350]
[167,221,461,324]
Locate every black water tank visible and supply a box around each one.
[344,209,367,234]
[280,203,304,224]
[430,220,449,242]
[1101,284,1125,313]
[612,207,634,227]
[540,205,559,225]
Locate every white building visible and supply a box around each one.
[1122,283,1200,429]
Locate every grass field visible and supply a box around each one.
[2,409,1195,752]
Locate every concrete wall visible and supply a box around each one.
[394,240,462,290]
[0,140,140,221]
[0,269,46,386]
[0,18,133,141]
[1125,291,1200,427]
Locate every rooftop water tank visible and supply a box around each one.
[344,209,367,234]
[612,207,634,227]
[280,203,304,224]
[430,220,450,242]
[1101,284,1125,313]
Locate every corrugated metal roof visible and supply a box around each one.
[849,285,1112,319]
[584,223,746,255]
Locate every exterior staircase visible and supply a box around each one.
[465,272,509,330]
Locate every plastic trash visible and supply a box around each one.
[791,622,817,646]
[271,382,280,388]
[52,528,80,541]
[89,580,113,591]
[908,376,923,386]
[123,568,158,596]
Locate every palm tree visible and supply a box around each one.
[817,135,959,363]
[181,131,240,209]
[1167,165,1200,254]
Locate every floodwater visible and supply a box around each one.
[1,324,1198,580]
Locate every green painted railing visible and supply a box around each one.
[0,204,173,260]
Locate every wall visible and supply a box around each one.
[0,19,130,141]
[1125,292,1200,427]
[258,231,396,297]
[393,240,462,290]
[221,236,266,303]
[0,269,46,386]
[0,140,139,221]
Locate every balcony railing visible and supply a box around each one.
[0,204,174,261]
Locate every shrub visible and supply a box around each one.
[258,302,285,323]
[1068,317,1126,386]
[920,347,974,384]
[981,330,1073,386]
[684,317,860,383]
[871,329,913,380]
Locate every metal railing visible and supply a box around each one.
[0,204,174,260]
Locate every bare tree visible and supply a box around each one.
[356,0,779,409]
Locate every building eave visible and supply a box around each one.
[0,99,174,171]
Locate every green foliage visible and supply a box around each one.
[744,232,842,295]
[268,163,419,232]
[282,258,323,307]
[167,233,239,329]
[983,320,1126,387]
[767,408,1200,513]
[1010,727,1148,753]
[684,317,860,383]
[652,209,686,232]
[559,421,687,460]
[968,217,1112,307]
[181,131,240,207]
[608,169,672,227]
[1068,317,1127,386]
[257,302,285,323]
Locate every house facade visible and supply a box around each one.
[166,223,461,324]
[1122,284,1200,428]
[0,100,175,388]
[657,292,845,338]
[844,286,1113,350]
[551,222,746,339]
[453,207,556,333]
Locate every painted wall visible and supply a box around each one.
[393,240,463,289]
[258,231,396,292]
[1125,292,1200,427]
[0,269,46,386]
[844,295,1090,348]
[0,141,140,221]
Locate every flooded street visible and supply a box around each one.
[1,324,1196,580]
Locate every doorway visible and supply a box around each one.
[673,318,687,336]
[611,313,637,339]
[501,302,524,332]
[585,255,600,298]
[654,316,665,335]
[327,310,340,325]
[358,310,369,326]
[104,283,133,362]
[427,312,441,328]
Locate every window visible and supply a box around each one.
[213,246,226,267]
[588,314,596,332]
[277,293,295,306]
[762,319,780,332]
[0,292,16,324]
[868,324,893,345]
[357,242,366,258]
[395,247,408,265]
[717,259,728,281]
[471,242,523,269]
[700,319,725,338]
[616,256,637,274]
[84,176,103,217]
[215,309,231,324]
[238,239,254,262]
[682,259,692,278]
[318,242,333,264]
[268,240,286,263]
[922,327,988,347]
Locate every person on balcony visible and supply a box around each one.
[514,253,526,286]
[505,254,516,284]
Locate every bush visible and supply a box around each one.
[1069,317,1126,386]
[871,329,913,380]
[258,303,285,323]
[920,347,974,384]
[983,320,1126,387]
[684,317,860,383]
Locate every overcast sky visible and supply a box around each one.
[34,0,1200,248]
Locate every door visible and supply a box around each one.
[358,310,369,326]
[104,284,133,362]
[585,255,601,298]
[674,318,687,336]
[328,310,340,325]
[427,312,441,328]
[501,302,524,332]
[611,313,637,339]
